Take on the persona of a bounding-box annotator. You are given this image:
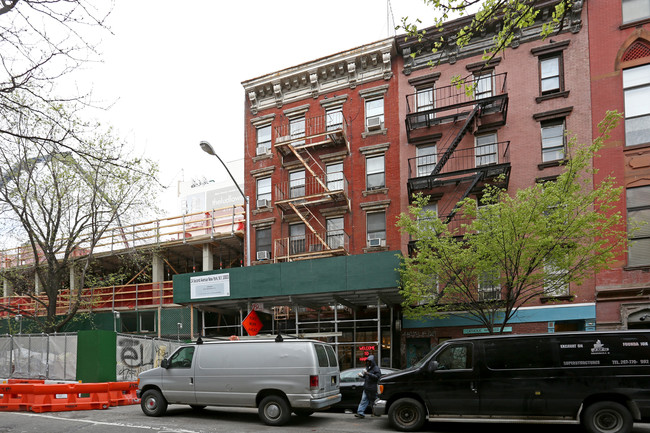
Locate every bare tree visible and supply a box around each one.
[0,0,112,154]
[0,96,159,333]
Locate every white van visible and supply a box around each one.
[137,337,341,426]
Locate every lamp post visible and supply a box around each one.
[199,141,251,266]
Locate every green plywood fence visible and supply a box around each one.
[76,329,117,383]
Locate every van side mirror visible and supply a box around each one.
[161,359,169,369]
[427,361,439,374]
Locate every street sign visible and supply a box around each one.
[242,310,263,336]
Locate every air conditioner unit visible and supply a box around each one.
[367,117,382,131]
[368,238,385,247]
[256,251,270,261]
[257,199,270,208]
[256,146,270,156]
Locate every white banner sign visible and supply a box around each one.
[191,273,230,299]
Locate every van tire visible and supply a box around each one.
[259,395,291,426]
[388,398,426,432]
[583,401,633,433]
[141,389,167,417]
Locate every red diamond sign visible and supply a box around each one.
[242,310,263,336]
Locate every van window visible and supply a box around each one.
[435,343,472,370]
[168,347,195,369]
[485,339,555,369]
[315,344,330,367]
[325,345,338,367]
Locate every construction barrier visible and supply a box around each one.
[0,381,139,413]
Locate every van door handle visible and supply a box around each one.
[470,382,478,393]
[190,378,194,385]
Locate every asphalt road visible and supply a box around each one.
[2,405,650,433]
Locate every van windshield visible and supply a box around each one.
[412,343,442,369]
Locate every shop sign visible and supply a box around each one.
[463,326,512,335]
[358,345,376,362]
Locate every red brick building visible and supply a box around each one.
[394,1,596,354]
[587,0,650,329]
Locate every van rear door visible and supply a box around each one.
[314,344,339,394]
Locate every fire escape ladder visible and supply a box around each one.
[430,103,481,177]
[288,202,329,250]
[444,170,485,224]
[288,144,329,192]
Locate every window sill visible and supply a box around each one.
[363,187,388,197]
[363,245,389,253]
[536,91,570,103]
[253,152,273,162]
[540,294,574,303]
[623,265,650,272]
[362,128,388,139]
[253,207,273,216]
[620,17,650,30]
[624,142,650,152]
[538,159,568,170]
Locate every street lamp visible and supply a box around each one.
[199,141,251,266]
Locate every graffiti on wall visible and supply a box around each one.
[116,335,180,381]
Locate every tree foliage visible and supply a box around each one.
[400,0,573,80]
[0,96,159,333]
[396,111,626,333]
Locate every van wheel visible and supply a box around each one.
[259,395,291,426]
[388,398,426,432]
[141,389,167,417]
[583,401,633,433]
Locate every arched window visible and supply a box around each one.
[622,39,650,147]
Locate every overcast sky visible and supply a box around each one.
[78,0,440,216]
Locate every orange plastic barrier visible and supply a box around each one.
[7,379,45,384]
[0,381,139,413]
[108,381,140,406]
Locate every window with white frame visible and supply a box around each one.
[478,269,501,301]
[416,144,437,177]
[475,71,494,100]
[544,259,569,297]
[289,223,305,254]
[416,87,434,112]
[327,217,345,249]
[256,228,272,257]
[256,125,272,155]
[627,186,650,267]
[289,169,305,198]
[256,177,271,206]
[326,162,343,191]
[326,107,343,131]
[623,64,650,146]
[541,119,566,162]
[367,211,386,246]
[290,116,305,142]
[539,54,563,95]
[365,97,384,130]
[622,0,650,23]
[366,154,385,190]
[475,133,498,167]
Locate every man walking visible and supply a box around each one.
[355,354,381,418]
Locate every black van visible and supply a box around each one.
[374,331,650,433]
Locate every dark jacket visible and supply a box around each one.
[362,355,382,399]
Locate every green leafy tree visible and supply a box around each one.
[396,111,627,333]
[0,96,159,333]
